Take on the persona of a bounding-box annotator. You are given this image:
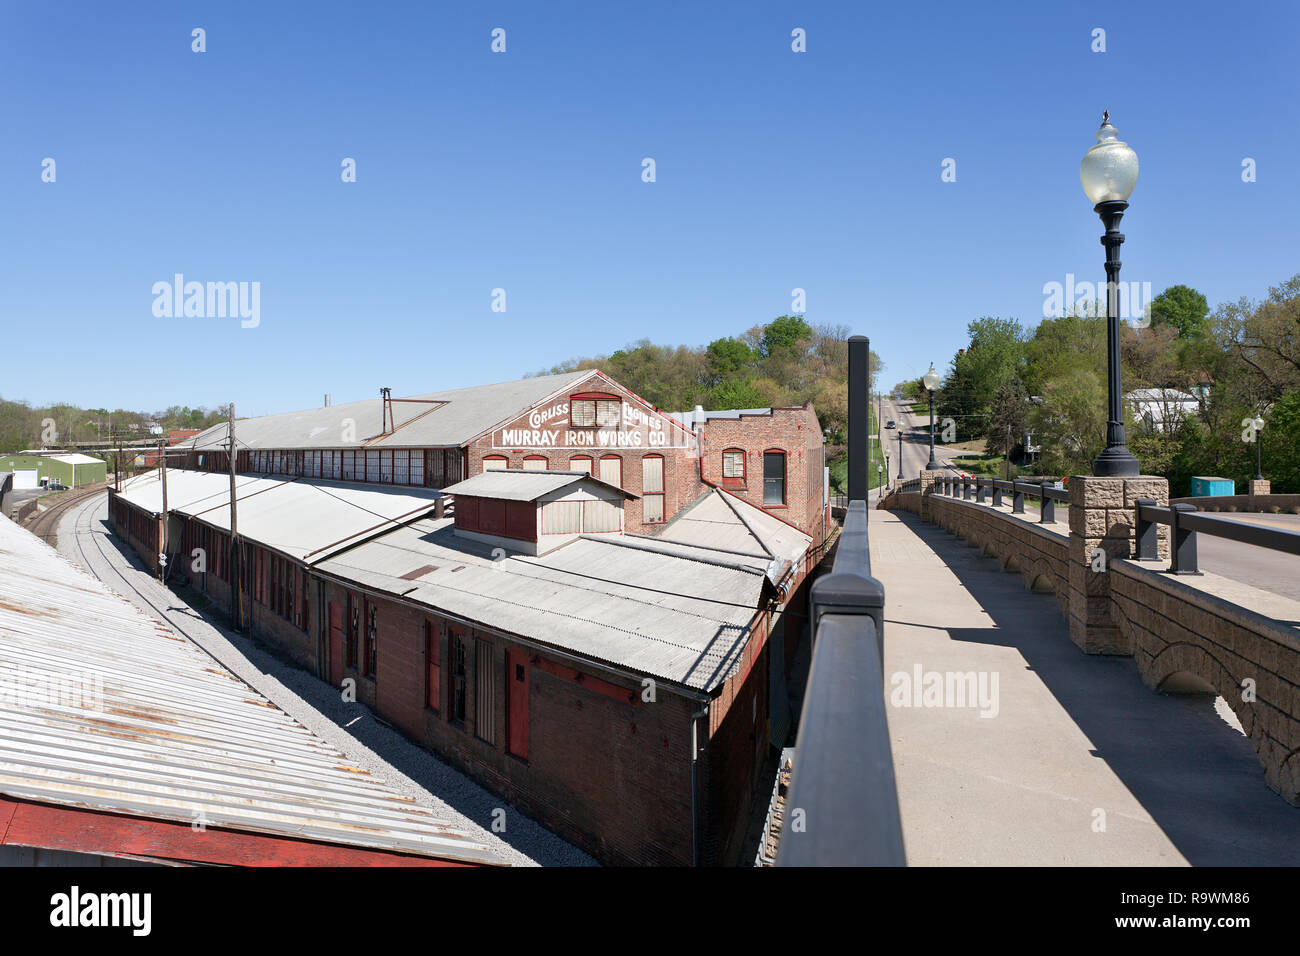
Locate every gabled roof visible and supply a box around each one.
[441,470,636,502]
[0,515,500,865]
[185,370,594,452]
[652,487,811,579]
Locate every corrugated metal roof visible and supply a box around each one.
[0,516,500,865]
[49,454,104,465]
[656,488,811,567]
[186,371,594,452]
[317,520,764,692]
[115,470,444,563]
[440,470,635,502]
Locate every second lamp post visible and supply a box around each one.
[923,363,941,470]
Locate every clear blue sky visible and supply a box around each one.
[3,1,1296,416]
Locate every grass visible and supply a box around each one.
[828,450,887,497]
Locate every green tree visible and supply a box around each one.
[709,378,769,410]
[1147,284,1210,340]
[759,315,813,358]
[703,337,756,388]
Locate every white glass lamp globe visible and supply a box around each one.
[1254,417,1266,432]
[922,364,941,392]
[1080,114,1139,205]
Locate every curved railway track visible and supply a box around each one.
[23,481,111,549]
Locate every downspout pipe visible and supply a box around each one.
[691,700,710,867]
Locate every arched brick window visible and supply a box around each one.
[762,449,787,506]
[721,447,746,487]
[522,455,549,471]
[482,454,508,473]
[598,454,622,488]
[641,454,664,523]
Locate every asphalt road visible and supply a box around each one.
[1194,512,1300,600]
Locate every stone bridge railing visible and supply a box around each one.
[883,471,1300,806]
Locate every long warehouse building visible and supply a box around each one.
[108,463,820,866]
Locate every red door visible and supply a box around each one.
[507,649,530,761]
[328,601,343,686]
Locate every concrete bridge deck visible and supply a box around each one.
[872,504,1300,866]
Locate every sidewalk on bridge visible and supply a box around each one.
[870,505,1300,866]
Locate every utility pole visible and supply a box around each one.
[228,404,244,631]
[158,439,169,581]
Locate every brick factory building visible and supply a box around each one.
[178,369,827,545]
[106,368,831,865]
[108,461,821,865]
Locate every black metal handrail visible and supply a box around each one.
[776,335,904,867]
[929,475,1068,524]
[1135,499,1300,574]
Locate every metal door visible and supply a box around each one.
[507,649,530,761]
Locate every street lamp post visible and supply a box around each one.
[897,429,903,479]
[1254,417,1265,480]
[1081,111,1141,477]
[923,363,941,470]
[884,453,891,490]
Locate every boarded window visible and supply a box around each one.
[450,633,467,723]
[522,457,548,471]
[598,456,621,488]
[541,500,582,534]
[642,455,664,523]
[584,498,622,533]
[425,620,440,712]
[482,455,508,474]
[763,451,786,505]
[723,450,745,479]
[595,400,620,427]
[569,457,592,475]
[571,399,596,427]
[475,640,495,744]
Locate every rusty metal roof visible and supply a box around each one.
[0,515,501,865]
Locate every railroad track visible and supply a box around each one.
[23,481,111,549]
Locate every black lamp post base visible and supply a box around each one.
[925,461,942,471]
[1092,445,1140,477]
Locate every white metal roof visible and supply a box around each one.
[664,407,772,429]
[115,470,444,563]
[48,454,105,465]
[0,515,500,865]
[656,488,811,568]
[441,470,635,502]
[317,519,765,692]
[185,370,594,452]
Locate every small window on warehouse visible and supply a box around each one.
[722,449,746,484]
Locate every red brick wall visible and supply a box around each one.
[316,577,698,866]
[463,371,704,536]
[696,404,825,547]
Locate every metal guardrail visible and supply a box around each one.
[776,336,905,867]
[931,475,1067,525]
[1134,499,1300,574]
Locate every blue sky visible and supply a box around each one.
[2,1,1296,415]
